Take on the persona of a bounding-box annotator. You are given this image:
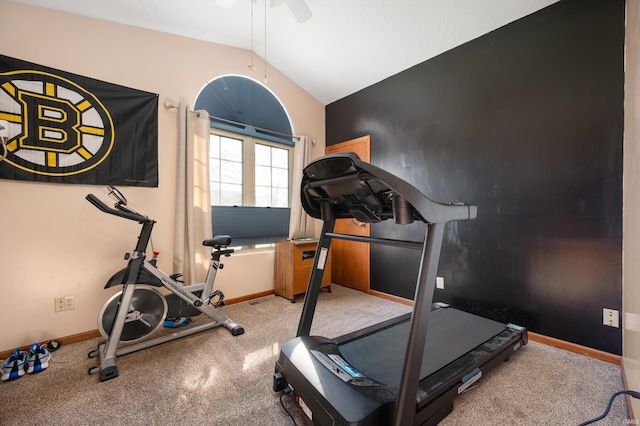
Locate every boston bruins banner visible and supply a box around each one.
[0,55,158,186]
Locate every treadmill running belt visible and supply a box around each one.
[338,308,506,389]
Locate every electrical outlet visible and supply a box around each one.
[54,297,65,312]
[603,308,619,328]
[436,276,444,290]
[54,296,75,312]
[65,296,75,310]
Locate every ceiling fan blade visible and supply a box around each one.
[214,0,237,8]
[271,0,312,23]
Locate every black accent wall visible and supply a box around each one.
[326,0,624,354]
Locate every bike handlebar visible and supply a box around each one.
[86,193,153,223]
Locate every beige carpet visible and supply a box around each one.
[0,285,630,425]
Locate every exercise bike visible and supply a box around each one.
[86,186,244,382]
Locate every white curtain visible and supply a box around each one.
[174,106,212,284]
[288,135,316,240]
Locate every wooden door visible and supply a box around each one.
[325,136,371,293]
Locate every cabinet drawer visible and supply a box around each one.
[293,266,313,290]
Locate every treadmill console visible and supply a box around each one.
[310,350,366,382]
[301,152,477,225]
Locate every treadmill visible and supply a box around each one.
[273,152,528,425]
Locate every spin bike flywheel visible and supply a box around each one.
[98,285,168,342]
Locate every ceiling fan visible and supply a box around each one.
[214,0,312,23]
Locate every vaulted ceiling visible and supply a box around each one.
[14,0,560,105]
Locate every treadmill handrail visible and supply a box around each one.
[324,232,423,250]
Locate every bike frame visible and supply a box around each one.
[86,192,243,382]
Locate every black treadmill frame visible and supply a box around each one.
[274,152,526,425]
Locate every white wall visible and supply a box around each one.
[0,0,325,351]
[624,0,640,417]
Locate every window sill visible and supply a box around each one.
[229,243,277,254]
[226,235,289,254]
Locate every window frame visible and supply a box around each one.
[209,128,294,249]
[209,128,294,208]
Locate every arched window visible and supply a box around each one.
[195,75,294,146]
[195,75,294,247]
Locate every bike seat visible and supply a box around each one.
[203,235,232,248]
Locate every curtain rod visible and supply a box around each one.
[164,100,201,117]
[163,100,306,142]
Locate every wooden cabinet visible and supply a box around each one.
[274,240,331,302]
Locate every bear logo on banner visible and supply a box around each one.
[0,55,158,187]
[1,70,114,177]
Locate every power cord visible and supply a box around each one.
[279,386,299,426]
[578,390,640,425]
